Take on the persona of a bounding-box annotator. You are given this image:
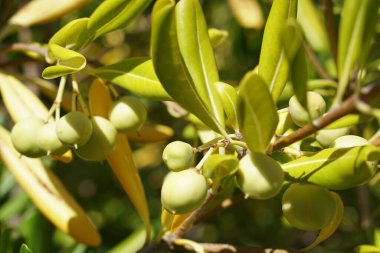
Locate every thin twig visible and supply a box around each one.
[323,0,338,65]
[303,41,333,80]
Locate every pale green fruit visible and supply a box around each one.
[75,116,117,161]
[56,111,93,147]
[331,135,371,148]
[316,127,350,147]
[36,121,69,155]
[161,169,208,214]
[237,153,284,200]
[282,184,337,231]
[288,91,326,127]
[162,141,194,171]
[108,96,147,133]
[11,117,45,158]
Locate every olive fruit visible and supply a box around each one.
[108,96,147,133]
[11,117,45,158]
[162,141,194,171]
[36,121,69,155]
[236,153,284,200]
[331,135,371,148]
[288,92,326,127]
[161,169,208,214]
[75,116,117,161]
[282,184,337,231]
[316,127,350,147]
[56,111,93,147]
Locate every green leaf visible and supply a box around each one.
[108,226,149,253]
[283,146,380,190]
[42,44,86,79]
[355,245,380,253]
[203,154,239,179]
[215,82,239,130]
[297,0,329,53]
[19,244,33,253]
[175,0,225,129]
[151,0,226,136]
[283,19,308,109]
[47,18,89,61]
[258,0,297,102]
[335,0,380,105]
[90,0,153,39]
[325,114,370,129]
[208,28,228,48]
[93,57,171,100]
[0,191,30,222]
[238,72,279,153]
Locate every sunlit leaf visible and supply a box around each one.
[283,146,380,190]
[93,58,171,100]
[42,44,86,79]
[258,0,297,102]
[227,0,264,29]
[215,82,239,130]
[9,0,88,27]
[151,0,226,136]
[208,28,228,48]
[238,72,278,153]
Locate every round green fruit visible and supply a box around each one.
[36,121,69,155]
[162,141,194,172]
[56,111,93,147]
[108,96,147,133]
[288,92,326,127]
[161,169,208,214]
[75,116,117,161]
[11,117,45,158]
[316,127,350,148]
[237,153,284,200]
[282,184,337,231]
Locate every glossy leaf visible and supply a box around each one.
[208,28,228,48]
[283,146,380,190]
[283,19,308,109]
[325,114,369,129]
[42,44,86,79]
[275,108,293,135]
[203,154,239,179]
[93,58,171,100]
[302,191,344,252]
[335,0,380,105]
[215,82,239,130]
[151,0,226,136]
[238,72,278,153]
[9,0,88,27]
[297,0,329,53]
[258,0,297,102]
[108,226,147,253]
[175,0,225,129]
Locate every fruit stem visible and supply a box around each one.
[50,75,67,122]
[195,146,217,171]
[71,75,90,116]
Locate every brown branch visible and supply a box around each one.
[323,0,338,64]
[273,82,380,151]
[303,41,333,80]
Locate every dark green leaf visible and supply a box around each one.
[238,72,279,153]
[19,244,33,253]
[93,58,171,100]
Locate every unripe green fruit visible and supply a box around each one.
[237,153,284,200]
[316,127,350,147]
[288,92,326,127]
[331,135,371,148]
[108,96,147,133]
[11,117,45,158]
[56,111,93,147]
[162,141,194,171]
[36,122,69,155]
[161,169,208,214]
[75,116,117,161]
[282,184,337,231]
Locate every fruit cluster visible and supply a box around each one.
[10,96,147,162]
